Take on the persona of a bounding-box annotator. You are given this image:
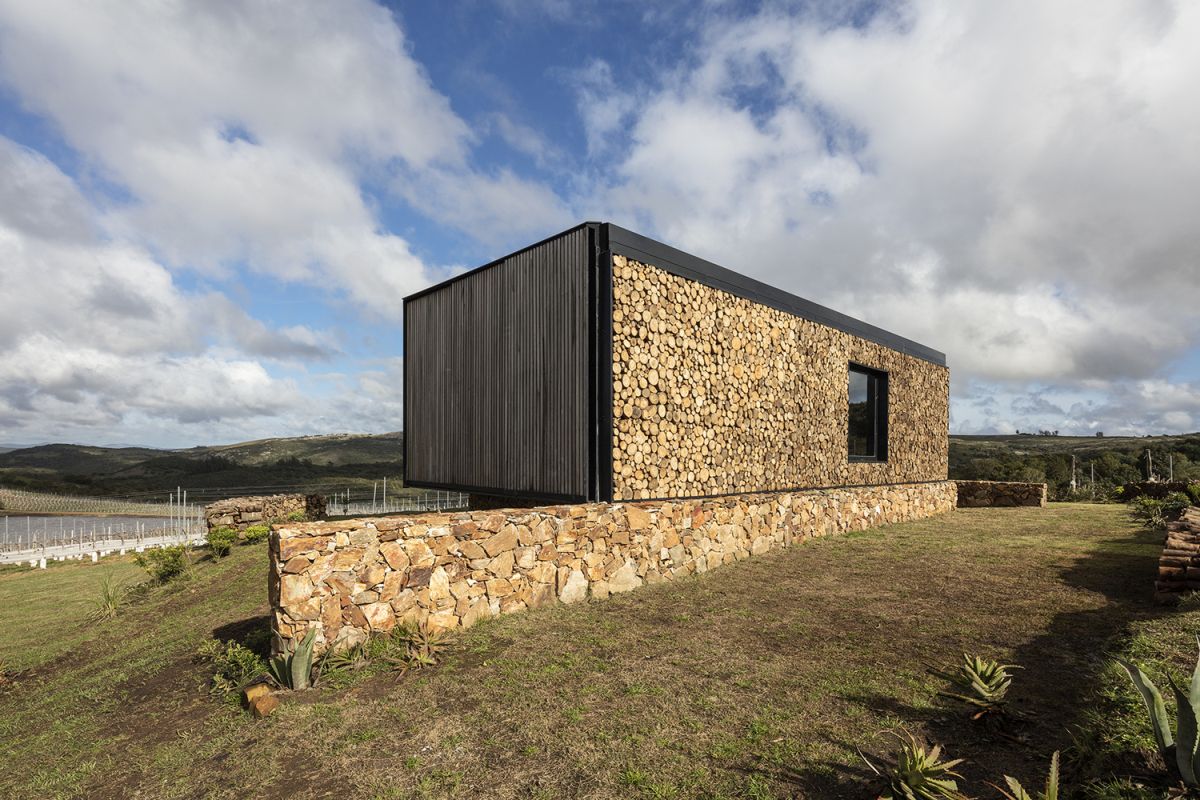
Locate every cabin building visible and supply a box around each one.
[403,222,948,505]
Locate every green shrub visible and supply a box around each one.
[1165,491,1193,519]
[320,641,370,676]
[1130,493,1190,528]
[207,526,237,558]
[134,545,190,583]
[1187,483,1200,508]
[195,638,267,696]
[241,524,270,545]
[286,510,308,522]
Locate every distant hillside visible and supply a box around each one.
[949,432,1200,498]
[0,432,405,500]
[3,429,1195,504]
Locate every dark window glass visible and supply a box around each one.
[848,365,887,461]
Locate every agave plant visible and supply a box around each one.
[991,751,1059,800]
[862,731,969,800]
[1116,637,1200,787]
[267,628,317,690]
[929,653,1019,720]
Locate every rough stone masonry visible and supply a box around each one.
[205,494,326,533]
[270,481,957,655]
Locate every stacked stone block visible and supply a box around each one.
[610,256,949,501]
[1156,507,1200,604]
[954,480,1047,508]
[205,494,326,533]
[270,481,957,654]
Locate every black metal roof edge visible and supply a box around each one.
[402,220,945,366]
[403,221,599,303]
[604,223,947,367]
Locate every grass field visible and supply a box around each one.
[0,504,1190,799]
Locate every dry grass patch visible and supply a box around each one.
[0,504,1177,799]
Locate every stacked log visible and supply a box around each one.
[954,480,1047,507]
[1155,507,1200,604]
[609,255,950,501]
[1120,481,1198,501]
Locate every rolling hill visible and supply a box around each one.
[0,432,405,500]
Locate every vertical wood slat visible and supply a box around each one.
[404,228,590,500]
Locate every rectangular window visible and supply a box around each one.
[848,364,888,462]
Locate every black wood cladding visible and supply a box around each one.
[403,227,590,500]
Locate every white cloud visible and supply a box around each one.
[583,0,1200,403]
[0,0,561,445]
[0,0,561,318]
[0,135,392,446]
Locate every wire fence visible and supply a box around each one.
[0,487,177,516]
[0,483,469,565]
[325,488,468,517]
[0,512,207,564]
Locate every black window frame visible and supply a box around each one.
[847,363,889,463]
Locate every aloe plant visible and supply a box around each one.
[267,628,317,690]
[862,732,969,800]
[929,653,1018,719]
[1115,636,1200,787]
[992,751,1059,800]
[385,621,447,676]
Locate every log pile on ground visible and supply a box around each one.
[1119,481,1199,501]
[954,480,1047,508]
[1155,507,1200,604]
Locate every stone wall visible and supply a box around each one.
[954,480,1047,508]
[1155,507,1200,604]
[205,494,326,533]
[610,256,949,501]
[269,481,957,654]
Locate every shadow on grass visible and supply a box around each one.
[212,614,273,658]
[754,522,1170,795]
[955,524,1166,785]
[733,732,885,798]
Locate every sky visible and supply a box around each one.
[0,0,1197,449]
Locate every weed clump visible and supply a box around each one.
[196,638,267,697]
[1130,493,1191,528]
[87,573,128,621]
